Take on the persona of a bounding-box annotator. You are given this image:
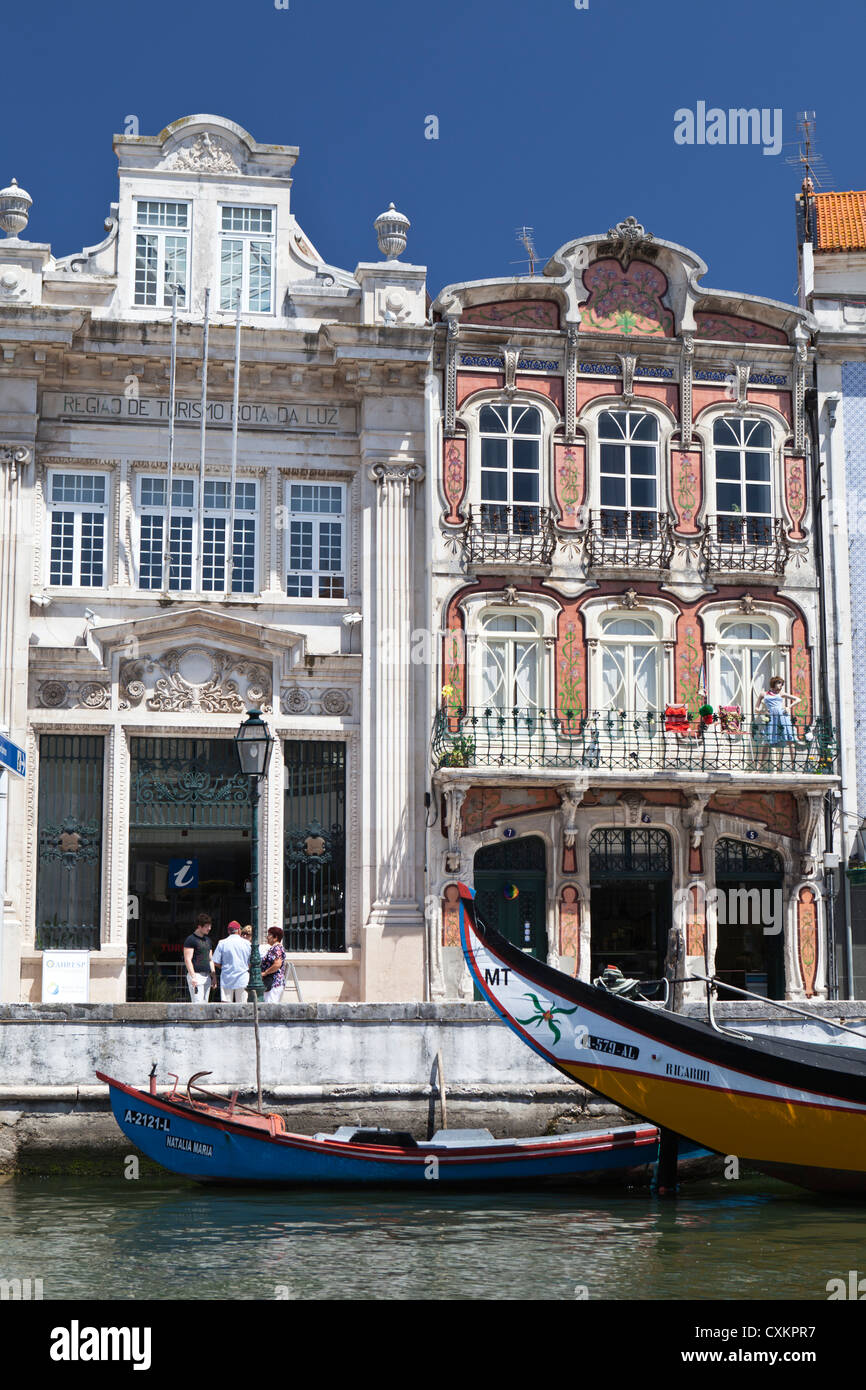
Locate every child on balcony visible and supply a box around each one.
[756,677,802,767]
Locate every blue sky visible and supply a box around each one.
[4,0,865,305]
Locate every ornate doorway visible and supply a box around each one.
[589,828,672,984]
[127,737,252,1001]
[473,836,547,958]
[714,838,785,999]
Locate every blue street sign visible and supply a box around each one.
[169,858,199,891]
[0,735,26,779]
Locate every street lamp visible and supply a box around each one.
[234,708,274,1001]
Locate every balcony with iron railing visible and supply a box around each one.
[433,706,837,776]
[462,505,556,567]
[701,515,789,575]
[584,511,674,570]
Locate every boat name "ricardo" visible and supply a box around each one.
[665,1062,711,1082]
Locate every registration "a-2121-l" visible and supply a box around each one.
[123,1108,170,1132]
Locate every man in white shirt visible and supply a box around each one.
[212,921,251,1002]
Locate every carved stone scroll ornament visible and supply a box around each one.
[370,462,424,497]
[618,354,637,405]
[796,790,826,876]
[685,791,711,849]
[443,785,467,873]
[620,791,647,827]
[557,785,582,849]
[503,343,521,395]
[0,444,31,482]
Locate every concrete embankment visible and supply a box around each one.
[1,999,864,1173]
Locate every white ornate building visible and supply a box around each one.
[0,115,430,1002]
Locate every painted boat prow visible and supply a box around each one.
[456,881,866,1193]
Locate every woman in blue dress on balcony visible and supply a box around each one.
[756,676,802,768]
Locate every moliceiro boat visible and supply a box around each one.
[97,1070,706,1188]
[457,883,866,1194]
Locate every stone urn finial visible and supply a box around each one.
[374,202,410,259]
[0,179,32,238]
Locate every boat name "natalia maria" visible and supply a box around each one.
[665,1062,711,1083]
[165,1135,214,1158]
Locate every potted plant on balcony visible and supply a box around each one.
[439,734,476,768]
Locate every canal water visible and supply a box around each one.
[1,1174,864,1300]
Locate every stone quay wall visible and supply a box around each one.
[1,1000,864,1173]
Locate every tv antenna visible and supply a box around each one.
[513,225,539,276]
[785,110,832,192]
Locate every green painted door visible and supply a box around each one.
[473,836,547,958]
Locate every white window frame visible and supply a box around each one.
[712,416,774,541]
[478,609,544,711]
[598,614,663,714]
[478,402,543,533]
[133,200,190,309]
[582,400,675,518]
[136,474,259,594]
[716,618,782,715]
[46,471,109,590]
[597,408,661,534]
[457,391,559,515]
[285,482,347,601]
[219,205,276,314]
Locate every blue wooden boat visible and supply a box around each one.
[97,1069,708,1187]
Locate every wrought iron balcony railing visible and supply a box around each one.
[701,515,789,575]
[463,505,556,566]
[35,922,101,951]
[433,706,837,775]
[584,511,674,569]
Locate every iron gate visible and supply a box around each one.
[284,740,346,951]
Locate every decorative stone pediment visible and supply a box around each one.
[88,608,303,714]
[160,132,242,173]
[120,646,272,713]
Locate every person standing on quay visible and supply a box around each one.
[213,920,251,1002]
[183,912,216,1002]
[261,927,286,1004]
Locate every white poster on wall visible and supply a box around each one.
[41,951,90,1004]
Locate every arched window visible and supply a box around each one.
[713,418,773,543]
[598,410,659,538]
[599,615,662,713]
[717,619,777,714]
[479,611,542,710]
[479,404,542,534]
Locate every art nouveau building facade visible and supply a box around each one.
[0,115,429,1003]
[428,221,837,1002]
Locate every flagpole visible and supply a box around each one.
[227,289,241,597]
[198,287,210,576]
[163,284,179,594]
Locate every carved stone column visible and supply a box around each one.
[0,443,31,1001]
[0,446,30,729]
[363,460,426,989]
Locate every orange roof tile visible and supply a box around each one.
[813,191,866,251]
